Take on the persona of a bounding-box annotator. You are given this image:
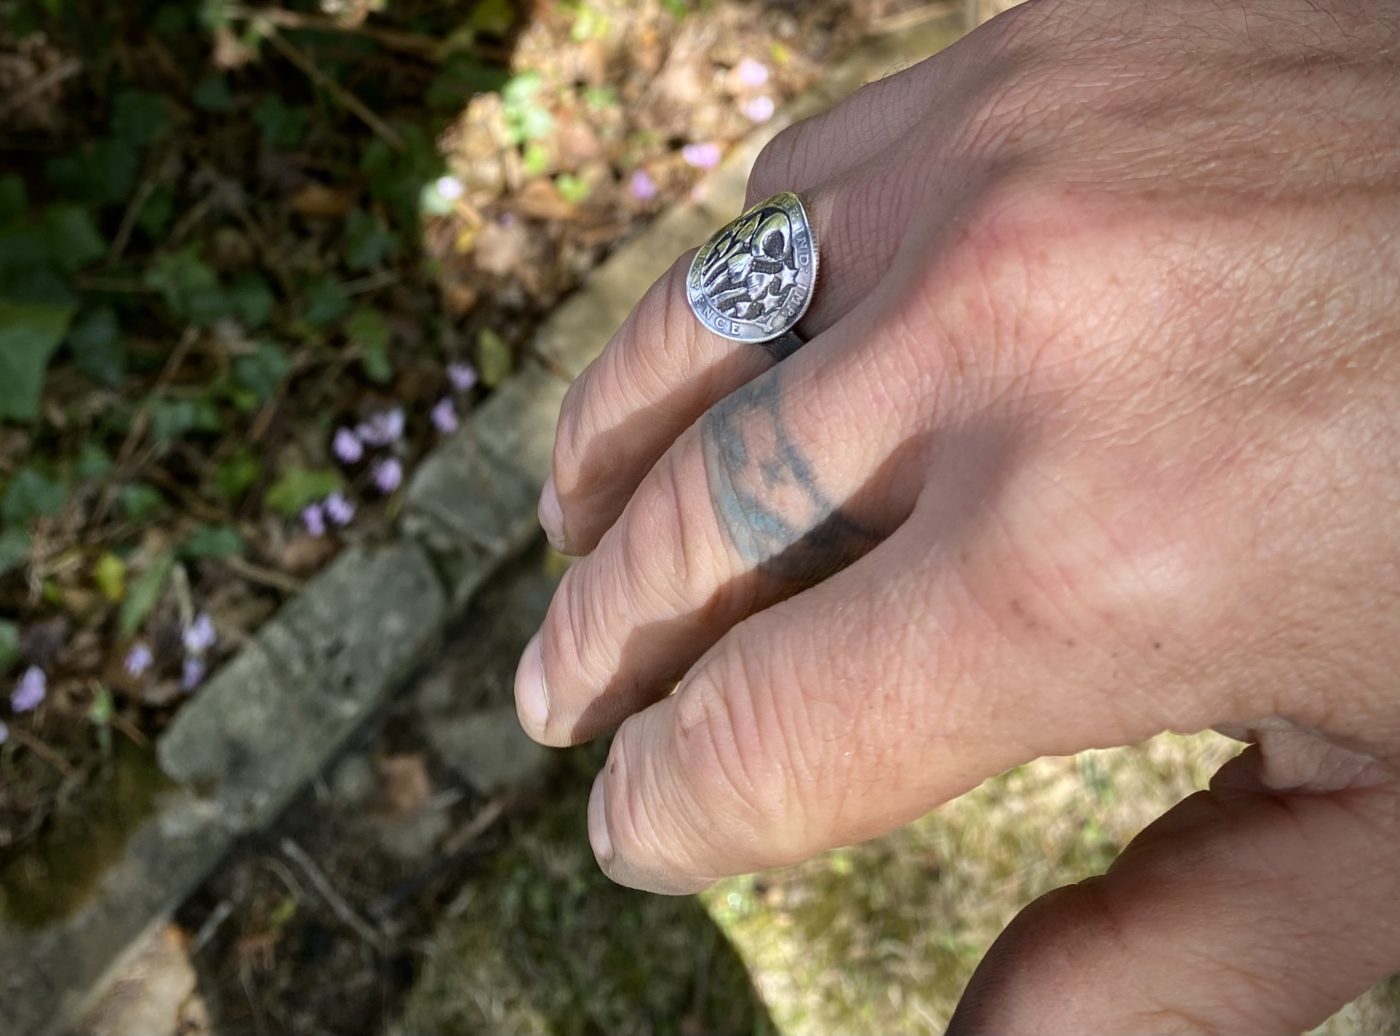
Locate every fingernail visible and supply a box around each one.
[514,632,550,733]
[538,474,566,551]
[587,770,614,865]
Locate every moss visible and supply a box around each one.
[0,739,172,929]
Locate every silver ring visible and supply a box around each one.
[686,191,819,358]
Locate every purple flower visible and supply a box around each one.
[447,361,479,393]
[431,397,459,435]
[302,501,327,538]
[333,426,364,465]
[681,142,722,170]
[182,656,206,693]
[736,57,769,88]
[0,719,8,746]
[629,169,658,202]
[11,666,46,713]
[356,408,405,447]
[324,491,356,527]
[742,95,775,123]
[125,643,154,679]
[372,457,404,495]
[183,613,216,656]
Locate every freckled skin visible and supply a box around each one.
[521,2,1400,1029]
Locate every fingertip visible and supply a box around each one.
[587,769,614,865]
[538,474,568,552]
[514,632,551,739]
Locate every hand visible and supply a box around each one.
[516,1,1400,1030]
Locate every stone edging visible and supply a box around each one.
[0,13,962,1034]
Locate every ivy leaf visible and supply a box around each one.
[136,187,175,240]
[0,175,27,225]
[344,209,397,271]
[193,75,234,113]
[111,90,173,149]
[476,327,513,388]
[119,483,164,521]
[228,271,275,328]
[266,467,342,517]
[182,524,245,559]
[145,247,228,324]
[0,298,75,422]
[0,619,18,672]
[213,448,260,501]
[346,308,392,383]
[76,442,113,480]
[119,550,174,637]
[67,306,125,387]
[254,95,310,150]
[44,205,105,271]
[45,138,138,207]
[0,529,29,577]
[2,467,68,525]
[146,395,223,440]
[232,342,291,402]
[303,277,349,326]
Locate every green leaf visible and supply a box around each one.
[0,619,18,672]
[89,684,115,726]
[76,442,113,480]
[0,529,29,577]
[135,187,175,240]
[193,75,234,112]
[0,298,74,421]
[145,247,228,324]
[118,483,164,521]
[502,73,555,145]
[304,277,349,326]
[265,466,342,517]
[469,0,515,35]
[427,55,510,110]
[153,4,190,36]
[213,448,260,501]
[0,175,26,225]
[555,173,591,204]
[346,307,392,383]
[68,306,125,387]
[44,205,106,271]
[119,550,174,637]
[2,467,68,525]
[476,326,513,388]
[254,95,310,150]
[228,271,275,328]
[112,90,173,149]
[94,551,127,602]
[146,395,224,441]
[232,342,291,402]
[182,524,245,559]
[46,138,138,207]
[344,209,397,271]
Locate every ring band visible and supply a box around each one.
[686,191,819,354]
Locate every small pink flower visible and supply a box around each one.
[742,95,775,123]
[303,502,327,537]
[372,457,404,495]
[325,491,356,527]
[629,169,658,202]
[447,361,479,393]
[125,643,154,679]
[357,408,405,447]
[333,427,364,465]
[183,613,216,656]
[431,397,459,435]
[182,657,206,693]
[736,58,769,88]
[682,142,722,170]
[11,666,46,713]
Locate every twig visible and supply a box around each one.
[280,837,384,947]
[441,795,507,856]
[9,728,79,779]
[107,177,157,265]
[870,1,957,35]
[225,5,441,58]
[0,56,82,120]
[220,555,306,596]
[341,270,401,297]
[191,899,235,955]
[263,27,404,151]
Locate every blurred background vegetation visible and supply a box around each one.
[5,2,1391,1033]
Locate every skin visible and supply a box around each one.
[515,0,1400,1029]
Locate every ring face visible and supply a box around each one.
[686,191,819,345]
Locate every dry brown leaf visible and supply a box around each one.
[290,183,356,219]
[472,218,534,277]
[376,753,433,818]
[515,179,581,222]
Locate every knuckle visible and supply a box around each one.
[749,119,809,200]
